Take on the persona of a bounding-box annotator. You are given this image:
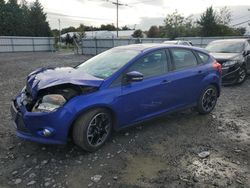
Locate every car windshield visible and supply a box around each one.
[77,48,140,79]
[206,41,245,53]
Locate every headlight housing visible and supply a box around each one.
[223,60,238,67]
[32,94,66,113]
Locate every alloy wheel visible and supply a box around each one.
[202,88,217,112]
[86,113,111,147]
[238,67,246,83]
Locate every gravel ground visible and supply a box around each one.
[0,52,249,188]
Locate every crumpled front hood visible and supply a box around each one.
[210,52,241,61]
[26,67,103,97]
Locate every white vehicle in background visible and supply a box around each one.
[163,40,193,46]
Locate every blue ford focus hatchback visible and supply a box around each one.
[11,44,221,151]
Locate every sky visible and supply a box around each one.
[26,0,250,32]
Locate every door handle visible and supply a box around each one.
[161,80,171,84]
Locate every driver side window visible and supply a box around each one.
[127,50,168,79]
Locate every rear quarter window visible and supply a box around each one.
[170,48,198,70]
[197,52,209,63]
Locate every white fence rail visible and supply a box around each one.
[81,38,170,55]
[0,36,55,53]
[81,36,250,55]
[176,36,249,48]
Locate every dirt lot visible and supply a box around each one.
[0,52,249,188]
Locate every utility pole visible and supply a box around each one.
[116,0,118,37]
[105,0,128,38]
[58,19,61,47]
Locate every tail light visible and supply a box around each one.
[213,61,222,74]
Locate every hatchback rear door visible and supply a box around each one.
[166,47,209,107]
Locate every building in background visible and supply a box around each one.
[85,30,135,39]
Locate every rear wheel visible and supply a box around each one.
[72,108,112,152]
[237,66,247,84]
[197,85,218,114]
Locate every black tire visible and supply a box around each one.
[237,66,247,84]
[72,108,112,152]
[197,85,218,114]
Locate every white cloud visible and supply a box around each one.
[27,0,250,32]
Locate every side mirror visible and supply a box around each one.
[126,71,143,82]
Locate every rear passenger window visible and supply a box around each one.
[197,52,209,63]
[170,48,198,70]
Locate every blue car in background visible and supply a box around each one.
[11,44,222,151]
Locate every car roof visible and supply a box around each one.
[114,43,205,53]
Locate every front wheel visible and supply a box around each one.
[197,85,218,114]
[237,66,247,84]
[72,108,112,152]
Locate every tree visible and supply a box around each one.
[61,26,77,34]
[0,0,7,35]
[197,6,245,37]
[132,29,143,38]
[76,24,86,38]
[164,11,185,39]
[5,0,23,35]
[100,24,116,31]
[51,29,59,37]
[217,6,232,25]
[147,26,160,38]
[29,0,51,36]
[121,25,131,30]
[234,27,246,36]
[20,0,31,36]
[0,0,51,36]
[197,6,219,36]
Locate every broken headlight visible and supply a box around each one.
[32,94,66,113]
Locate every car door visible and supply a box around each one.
[166,48,208,106]
[119,49,169,126]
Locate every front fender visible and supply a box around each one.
[63,87,121,133]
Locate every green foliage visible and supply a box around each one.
[164,11,185,39]
[217,6,232,25]
[121,25,131,30]
[197,6,218,36]
[29,0,51,36]
[197,6,245,37]
[51,29,59,37]
[162,7,246,38]
[132,29,143,38]
[76,24,86,38]
[147,26,160,38]
[100,24,116,31]
[61,27,77,34]
[163,11,201,39]
[0,0,51,36]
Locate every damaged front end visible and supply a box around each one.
[22,83,98,113]
[11,66,103,144]
[11,83,99,144]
